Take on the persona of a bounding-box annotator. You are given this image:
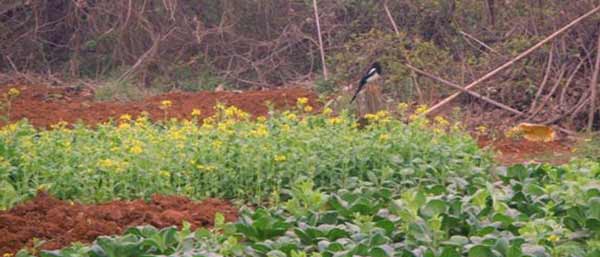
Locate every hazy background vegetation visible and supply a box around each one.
[1,0,599,128]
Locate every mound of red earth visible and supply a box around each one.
[0,84,318,128]
[478,137,572,165]
[0,192,238,255]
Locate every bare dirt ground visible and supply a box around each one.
[0,192,237,255]
[0,84,318,128]
[477,136,573,165]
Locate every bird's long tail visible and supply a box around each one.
[350,83,364,103]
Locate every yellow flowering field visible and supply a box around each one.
[0,100,489,208]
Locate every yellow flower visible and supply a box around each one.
[379,133,390,142]
[211,140,223,149]
[7,88,20,97]
[322,107,333,115]
[119,114,132,121]
[98,159,115,168]
[203,116,215,125]
[129,145,143,154]
[365,113,378,121]
[257,116,267,123]
[274,154,287,162]
[191,109,202,117]
[37,184,49,191]
[434,116,449,128]
[196,164,217,172]
[50,121,69,130]
[250,124,269,137]
[415,104,428,115]
[328,117,343,125]
[159,170,170,178]
[365,111,390,124]
[160,100,172,109]
[409,114,420,122]
[225,106,237,117]
[433,127,445,135]
[547,234,560,243]
[281,124,291,133]
[304,105,313,112]
[4,252,14,257]
[397,102,409,113]
[222,105,249,120]
[286,112,297,121]
[168,129,185,141]
[476,125,488,134]
[297,97,309,105]
[118,123,131,129]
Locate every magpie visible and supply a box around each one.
[350,62,382,103]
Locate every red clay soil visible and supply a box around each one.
[478,136,573,165]
[0,191,238,255]
[0,84,318,128]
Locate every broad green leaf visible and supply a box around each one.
[588,197,600,220]
[468,245,493,257]
[421,199,448,218]
[440,247,460,257]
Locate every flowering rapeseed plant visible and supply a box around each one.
[0,103,487,208]
[296,97,309,105]
[274,154,287,162]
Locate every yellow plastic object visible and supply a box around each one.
[508,123,556,142]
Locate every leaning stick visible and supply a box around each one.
[312,0,328,80]
[383,0,400,35]
[424,5,600,116]
[587,30,600,132]
[406,64,524,116]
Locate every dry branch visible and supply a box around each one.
[312,0,328,80]
[528,46,554,114]
[406,64,524,116]
[588,31,600,132]
[383,0,400,36]
[424,5,600,116]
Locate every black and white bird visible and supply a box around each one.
[350,62,382,103]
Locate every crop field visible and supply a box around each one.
[0,86,596,257]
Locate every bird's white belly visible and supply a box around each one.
[366,73,381,83]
